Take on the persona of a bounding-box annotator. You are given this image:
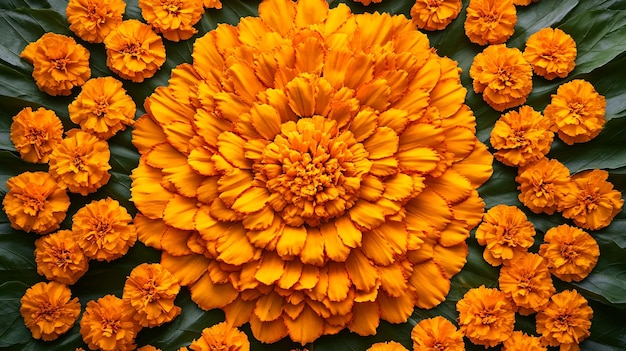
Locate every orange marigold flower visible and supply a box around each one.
[560,169,623,230]
[366,341,409,351]
[48,129,111,195]
[72,197,137,261]
[66,0,125,43]
[544,79,606,145]
[103,19,166,83]
[498,252,555,315]
[475,205,536,266]
[464,0,517,45]
[536,290,592,348]
[189,322,250,351]
[2,171,70,234]
[470,44,533,112]
[10,107,63,163]
[139,0,205,42]
[456,285,515,348]
[501,331,546,351]
[539,224,599,282]
[411,0,462,31]
[123,263,181,327]
[69,77,136,140]
[35,229,89,285]
[490,106,554,167]
[513,0,538,5]
[137,346,162,351]
[80,295,139,351]
[523,28,576,80]
[203,0,222,8]
[20,33,90,96]
[20,281,80,341]
[354,0,383,5]
[411,316,465,351]
[516,158,570,215]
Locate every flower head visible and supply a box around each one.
[203,0,222,8]
[20,32,90,96]
[536,290,592,348]
[354,0,384,5]
[139,0,205,41]
[35,229,89,285]
[470,44,533,111]
[411,316,465,351]
[366,341,409,351]
[104,19,166,82]
[138,346,162,351]
[539,224,599,282]
[189,322,250,351]
[10,107,63,163]
[498,252,555,315]
[524,28,576,80]
[20,281,81,341]
[464,0,517,45]
[516,158,570,215]
[501,331,546,351]
[2,171,70,234]
[66,0,126,43]
[411,0,462,31]
[80,294,140,351]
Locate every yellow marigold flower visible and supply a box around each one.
[539,224,599,282]
[137,345,162,351]
[560,169,623,230]
[475,205,536,266]
[103,19,166,83]
[203,0,221,8]
[536,290,592,348]
[516,158,570,215]
[490,106,554,167]
[354,0,383,5]
[20,281,80,341]
[411,316,465,351]
[80,294,140,351]
[524,28,576,80]
[139,0,205,42]
[35,229,89,285]
[456,285,515,348]
[2,171,70,234]
[10,107,63,163]
[69,77,136,140]
[123,263,181,327]
[470,44,533,112]
[20,32,90,96]
[498,252,555,315]
[66,0,125,43]
[411,0,462,31]
[464,0,517,45]
[189,322,250,351]
[48,129,111,195]
[501,331,546,351]
[72,197,137,261]
[544,79,606,145]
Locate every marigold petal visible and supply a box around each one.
[346,249,379,292]
[349,200,386,230]
[350,108,378,142]
[410,260,450,309]
[427,169,472,204]
[300,226,325,266]
[250,313,289,344]
[277,225,307,258]
[363,127,399,160]
[294,0,328,28]
[254,291,284,322]
[451,141,493,187]
[232,187,270,213]
[379,263,409,298]
[326,262,351,301]
[218,169,254,206]
[397,147,440,173]
[356,79,391,112]
[255,251,285,285]
[190,274,238,310]
[320,222,351,262]
[133,115,166,154]
[278,259,303,290]
[161,252,209,286]
[258,0,295,35]
[285,304,324,345]
[217,224,259,265]
[163,164,205,198]
[378,291,414,323]
[163,195,198,231]
[334,215,363,248]
[349,301,380,336]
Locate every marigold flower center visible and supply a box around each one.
[36,302,61,322]
[141,281,159,303]
[567,101,587,118]
[101,318,121,337]
[162,0,182,15]
[90,217,112,238]
[52,57,71,72]
[496,67,514,87]
[555,313,574,331]
[87,5,105,24]
[93,98,110,117]
[427,0,442,10]
[479,309,497,324]
[16,193,46,215]
[122,42,145,58]
[27,128,47,146]
[72,151,86,171]
[560,243,580,261]
[52,248,72,268]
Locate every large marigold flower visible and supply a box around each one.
[464,0,517,45]
[20,33,90,96]
[189,322,250,351]
[539,224,599,282]
[498,252,555,315]
[130,0,493,344]
[536,290,592,348]
[516,158,570,215]
[524,28,576,80]
[501,331,546,351]
[10,107,63,163]
[66,0,125,43]
[69,77,136,140]
[139,0,205,42]
[103,19,166,82]
[544,79,606,145]
[490,106,554,167]
[80,295,140,351]
[456,286,515,348]
[560,169,623,230]
[366,341,409,351]
[470,44,533,112]
[35,229,89,285]
[20,281,81,341]
[411,0,462,31]
[48,129,111,195]
[2,171,70,234]
[411,316,465,351]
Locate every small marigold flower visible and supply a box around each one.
[10,107,63,163]
[539,224,599,282]
[524,28,576,80]
[2,171,70,234]
[354,0,383,5]
[35,229,89,285]
[475,205,536,266]
[203,0,221,8]
[411,316,465,351]
[498,252,555,315]
[366,341,409,351]
[490,106,554,167]
[20,33,90,96]
[470,44,533,111]
[20,281,81,341]
[66,0,125,43]
[456,285,515,348]
[464,0,517,45]
[516,158,570,215]
[123,263,182,327]
[536,290,592,348]
[80,295,140,351]
[137,346,162,351]
[544,79,606,145]
[411,0,462,31]
[501,331,546,351]
[560,169,623,230]
[103,19,166,83]
[513,0,538,5]
[69,77,136,140]
[48,129,111,195]
[139,0,205,42]
[72,197,137,261]
[189,322,250,351]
